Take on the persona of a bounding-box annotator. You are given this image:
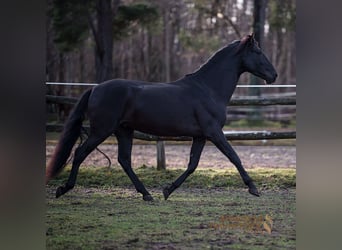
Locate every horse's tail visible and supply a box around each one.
[46,88,92,184]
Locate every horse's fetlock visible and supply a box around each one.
[244,177,254,186]
[65,182,75,190]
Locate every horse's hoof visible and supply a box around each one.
[248,187,260,197]
[143,194,154,201]
[55,186,64,198]
[163,187,170,200]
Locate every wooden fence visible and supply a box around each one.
[46,85,296,169]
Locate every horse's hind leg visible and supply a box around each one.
[55,133,110,198]
[115,127,153,201]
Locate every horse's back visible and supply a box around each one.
[94,79,150,91]
[90,78,191,101]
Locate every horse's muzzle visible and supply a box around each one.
[266,73,277,84]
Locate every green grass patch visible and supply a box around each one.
[48,165,295,190]
[46,185,296,249]
[47,167,296,249]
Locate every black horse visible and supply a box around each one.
[46,34,277,201]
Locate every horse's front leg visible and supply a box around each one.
[207,128,260,197]
[116,128,153,201]
[163,137,206,200]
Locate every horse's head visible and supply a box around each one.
[238,34,277,84]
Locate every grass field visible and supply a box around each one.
[46,166,295,249]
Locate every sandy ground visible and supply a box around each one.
[46,143,296,170]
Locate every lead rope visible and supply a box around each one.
[80,126,112,168]
[60,127,112,169]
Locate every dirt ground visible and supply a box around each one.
[46,143,296,170]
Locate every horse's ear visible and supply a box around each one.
[243,34,253,48]
[249,33,256,45]
[236,34,255,54]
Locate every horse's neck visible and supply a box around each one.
[190,57,242,103]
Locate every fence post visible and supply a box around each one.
[156,140,166,170]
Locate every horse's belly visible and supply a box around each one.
[123,109,202,137]
[134,123,202,137]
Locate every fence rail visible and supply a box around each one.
[46,124,296,141]
[46,82,296,88]
[46,95,296,106]
[46,82,296,169]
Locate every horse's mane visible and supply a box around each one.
[186,39,242,77]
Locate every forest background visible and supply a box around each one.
[46,0,296,122]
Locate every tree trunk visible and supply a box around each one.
[57,52,71,122]
[164,6,171,82]
[94,0,120,83]
[286,33,291,84]
[248,0,267,125]
[79,46,85,83]
[253,0,266,48]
